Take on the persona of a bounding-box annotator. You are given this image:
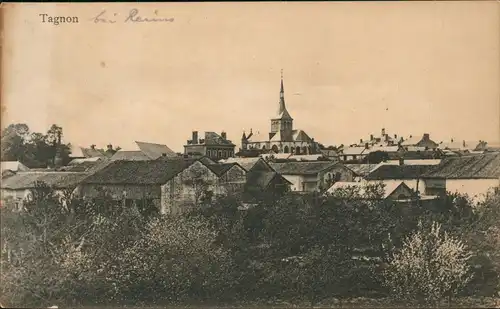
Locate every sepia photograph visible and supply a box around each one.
[1,1,499,308]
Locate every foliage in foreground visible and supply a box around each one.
[384,221,473,303]
[1,185,499,307]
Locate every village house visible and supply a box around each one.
[363,162,435,193]
[340,146,368,162]
[268,161,355,192]
[1,171,88,210]
[111,141,177,161]
[421,153,500,201]
[184,131,236,160]
[218,157,291,197]
[400,133,439,150]
[78,157,262,215]
[240,73,320,155]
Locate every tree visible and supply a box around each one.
[363,151,389,164]
[1,123,71,167]
[384,221,473,304]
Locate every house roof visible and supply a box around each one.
[246,171,290,189]
[320,149,340,157]
[290,154,325,161]
[422,153,500,179]
[82,158,203,185]
[401,136,424,146]
[1,172,88,190]
[269,161,339,175]
[58,161,101,172]
[80,147,108,158]
[345,164,380,177]
[68,157,102,165]
[327,181,413,199]
[342,147,367,156]
[206,163,241,177]
[366,146,400,154]
[1,161,29,172]
[135,141,176,159]
[365,164,434,180]
[110,151,151,161]
[222,157,269,172]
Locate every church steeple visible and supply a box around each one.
[276,69,292,120]
[271,70,293,134]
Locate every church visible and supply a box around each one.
[240,73,320,155]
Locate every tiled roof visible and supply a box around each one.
[59,161,101,172]
[269,161,338,175]
[81,158,203,185]
[367,146,400,153]
[206,163,240,177]
[111,151,150,161]
[365,164,434,180]
[320,149,340,157]
[223,157,268,172]
[135,141,176,159]
[422,153,500,179]
[345,164,380,177]
[246,171,288,189]
[401,136,424,146]
[81,147,107,158]
[68,157,102,165]
[1,172,88,190]
[342,147,367,156]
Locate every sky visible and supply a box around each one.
[2,2,499,152]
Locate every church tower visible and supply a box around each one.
[270,70,293,135]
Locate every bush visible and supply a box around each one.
[384,221,473,303]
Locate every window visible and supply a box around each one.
[284,146,289,153]
[223,150,227,157]
[218,150,222,157]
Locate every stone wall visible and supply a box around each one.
[160,161,219,215]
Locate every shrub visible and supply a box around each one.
[384,221,473,303]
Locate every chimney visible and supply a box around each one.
[463,140,466,147]
[370,134,374,141]
[423,133,430,140]
[221,131,227,140]
[90,144,96,150]
[107,144,113,150]
[381,128,386,136]
[365,142,369,149]
[360,139,363,144]
[451,138,454,143]
[399,157,404,166]
[394,134,397,139]
[192,131,199,144]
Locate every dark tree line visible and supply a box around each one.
[1,123,72,168]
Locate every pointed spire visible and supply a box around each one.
[276,69,292,120]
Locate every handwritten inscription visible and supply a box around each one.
[90,9,174,24]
